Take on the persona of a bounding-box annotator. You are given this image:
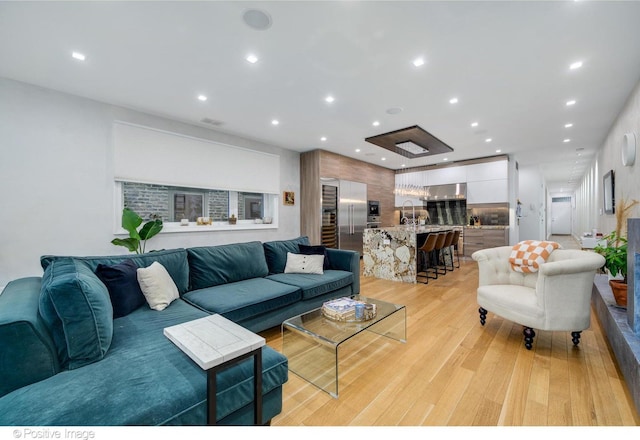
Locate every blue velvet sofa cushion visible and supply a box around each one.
[263,236,311,274]
[266,270,354,300]
[0,277,60,398]
[41,248,190,295]
[0,299,288,425]
[95,259,146,318]
[39,258,113,370]
[183,278,301,323]
[188,241,269,290]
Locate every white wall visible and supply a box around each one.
[575,78,640,237]
[0,78,301,287]
[518,165,546,240]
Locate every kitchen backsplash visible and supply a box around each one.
[467,203,509,226]
[394,202,509,226]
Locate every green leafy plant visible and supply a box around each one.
[111,208,163,254]
[594,230,628,283]
[594,197,639,284]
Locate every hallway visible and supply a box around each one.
[549,234,581,250]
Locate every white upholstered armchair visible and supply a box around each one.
[471,246,605,349]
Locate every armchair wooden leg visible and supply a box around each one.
[523,327,536,350]
[571,331,582,346]
[479,307,487,326]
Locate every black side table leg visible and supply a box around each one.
[254,349,263,425]
[207,368,217,425]
[206,348,263,425]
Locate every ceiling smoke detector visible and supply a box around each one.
[243,9,272,30]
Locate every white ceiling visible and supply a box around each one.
[2,1,640,193]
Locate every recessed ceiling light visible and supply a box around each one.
[443,158,449,161]
[565,123,573,128]
[197,95,207,102]
[449,97,459,104]
[372,121,380,127]
[570,61,583,70]
[325,95,335,103]
[566,100,576,106]
[355,149,361,153]
[496,149,502,153]
[71,51,86,61]
[401,164,406,167]
[386,107,403,115]
[471,122,479,127]
[412,57,425,67]
[320,137,327,141]
[246,54,259,64]
[381,157,387,161]
[271,119,279,125]
[485,138,492,143]
[564,139,571,143]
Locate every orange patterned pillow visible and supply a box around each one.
[509,240,560,273]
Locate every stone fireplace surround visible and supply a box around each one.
[592,218,640,415]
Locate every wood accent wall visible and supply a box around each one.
[300,149,395,245]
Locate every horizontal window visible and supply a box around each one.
[115,181,277,232]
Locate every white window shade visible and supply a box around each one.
[113,122,280,193]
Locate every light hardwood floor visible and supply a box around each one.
[261,238,640,426]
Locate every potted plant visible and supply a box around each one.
[593,197,639,307]
[594,231,628,307]
[111,207,163,254]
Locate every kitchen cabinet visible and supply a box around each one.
[463,227,509,256]
[465,161,508,181]
[466,179,509,204]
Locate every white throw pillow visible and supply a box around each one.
[284,252,325,274]
[136,261,180,311]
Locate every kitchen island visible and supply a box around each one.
[363,226,461,283]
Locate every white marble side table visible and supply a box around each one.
[164,314,265,425]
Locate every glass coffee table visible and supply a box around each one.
[281,295,406,398]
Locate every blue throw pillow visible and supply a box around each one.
[298,244,330,270]
[39,258,113,370]
[263,236,311,274]
[95,259,146,318]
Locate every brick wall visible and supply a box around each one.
[123,182,170,221]
[123,182,239,221]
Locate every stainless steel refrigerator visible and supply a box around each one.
[338,180,367,255]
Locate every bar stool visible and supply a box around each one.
[450,229,461,269]
[417,233,438,283]
[441,230,456,272]
[433,232,448,275]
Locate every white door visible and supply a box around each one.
[551,198,571,235]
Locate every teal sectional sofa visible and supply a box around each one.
[0,236,360,425]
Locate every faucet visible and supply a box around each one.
[401,200,416,227]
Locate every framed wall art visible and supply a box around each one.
[283,191,295,206]
[603,169,615,214]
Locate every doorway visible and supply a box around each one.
[551,197,572,235]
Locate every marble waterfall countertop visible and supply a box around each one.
[363,225,457,283]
